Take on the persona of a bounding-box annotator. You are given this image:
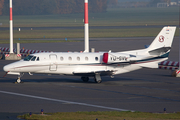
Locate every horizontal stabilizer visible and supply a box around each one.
[148,47,171,56]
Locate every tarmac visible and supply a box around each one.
[0,37,180,119]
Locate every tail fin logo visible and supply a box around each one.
[159,35,164,43]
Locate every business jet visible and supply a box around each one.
[3,26,176,83]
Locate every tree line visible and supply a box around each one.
[149,0,179,5]
[0,0,107,15]
[0,0,4,15]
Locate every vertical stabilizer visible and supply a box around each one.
[147,26,176,53]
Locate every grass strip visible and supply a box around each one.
[0,7,178,27]
[18,111,180,120]
[0,40,81,44]
[0,28,179,40]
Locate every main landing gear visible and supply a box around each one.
[81,73,102,83]
[94,73,102,83]
[81,76,89,82]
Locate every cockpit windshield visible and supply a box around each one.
[24,55,33,61]
[31,56,36,61]
[24,55,39,61]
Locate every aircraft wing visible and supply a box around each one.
[73,70,116,77]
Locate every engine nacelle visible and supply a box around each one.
[103,52,131,64]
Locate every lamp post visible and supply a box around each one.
[9,0,13,54]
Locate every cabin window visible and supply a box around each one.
[77,57,80,61]
[95,57,98,61]
[85,57,88,61]
[60,57,64,61]
[69,57,72,61]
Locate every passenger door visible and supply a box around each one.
[49,54,57,71]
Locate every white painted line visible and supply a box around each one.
[0,90,133,111]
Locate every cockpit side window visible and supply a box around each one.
[37,57,40,61]
[24,55,34,61]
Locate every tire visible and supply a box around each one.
[81,76,89,82]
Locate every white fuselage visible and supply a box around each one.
[3,51,167,77]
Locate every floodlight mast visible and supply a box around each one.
[9,0,13,54]
[84,0,89,52]
[179,6,180,69]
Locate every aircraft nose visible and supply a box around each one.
[3,64,11,72]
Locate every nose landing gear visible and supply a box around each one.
[15,73,24,83]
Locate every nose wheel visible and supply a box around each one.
[15,73,24,83]
[16,77,21,83]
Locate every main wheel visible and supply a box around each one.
[81,76,89,82]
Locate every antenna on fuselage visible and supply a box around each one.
[84,0,89,52]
